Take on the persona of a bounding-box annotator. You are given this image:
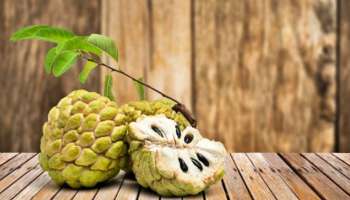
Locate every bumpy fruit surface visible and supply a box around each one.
[128,115,227,196]
[39,90,129,188]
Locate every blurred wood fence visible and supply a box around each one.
[1,0,350,152]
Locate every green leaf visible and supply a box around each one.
[134,77,145,100]
[104,74,115,101]
[79,60,98,84]
[61,36,102,56]
[44,47,58,74]
[52,51,80,77]
[45,36,102,74]
[87,34,118,61]
[11,25,49,41]
[11,25,74,43]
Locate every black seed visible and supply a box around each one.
[196,153,209,167]
[178,158,188,172]
[175,125,181,138]
[184,134,193,144]
[151,125,164,137]
[191,158,203,171]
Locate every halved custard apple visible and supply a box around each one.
[128,115,227,196]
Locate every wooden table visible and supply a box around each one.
[1,153,350,200]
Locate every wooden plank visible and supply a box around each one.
[0,164,43,199]
[94,173,124,200]
[247,153,298,199]
[13,172,51,200]
[161,197,181,200]
[32,181,61,200]
[222,156,252,200]
[318,153,350,179]
[183,192,204,200]
[0,0,101,152]
[263,153,320,200]
[73,189,98,200]
[339,0,350,152]
[333,153,350,165]
[147,0,192,108]
[0,153,17,166]
[0,153,35,179]
[281,153,350,199]
[115,176,139,200]
[52,188,78,200]
[0,154,39,192]
[101,0,149,103]
[138,188,159,200]
[204,180,227,200]
[194,0,336,152]
[161,196,181,200]
[232,153,275,200]
[302,153,350,194]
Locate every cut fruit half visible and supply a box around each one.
[128,115,227,196]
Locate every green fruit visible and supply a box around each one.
[40,90,127,188]
[40,90,190,189]
[128,115,227,196]
[119,99,190,130]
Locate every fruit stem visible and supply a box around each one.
[83,56,197,127]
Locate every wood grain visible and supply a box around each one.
[247,153,298,199]
[302,153,350,194]
[281,153,350,199]
[0,0,101,152]
[232,153,275,200]
[94,173,125,200]
[0,155,38,192]
[13,172,51,200]
[183,192,204,200]
[263,153,320,200]
[194,0,336,152]
[0,153,17,166]
[0,153,35,179]
[204,180,227,200]
[339,0,350,152]
[32,181,61,200]
[161,196,181,200]
[73,189,98,200]
[0,164,43,199]
[333,153,350,165]
[138,188,159,200]
[317,153,350,179]
[147,0,192,108]
[223,156,252,200]
[115,177,139,200]
[7,153,350,200]
[101,0,150,104]
[52,188,78,200]
[0,0,344,152]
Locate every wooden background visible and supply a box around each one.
[1,0,349,152]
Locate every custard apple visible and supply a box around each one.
[39,90,129,188]
[117,99,190,129]
[128,115,227,196]
[39,90,191,188]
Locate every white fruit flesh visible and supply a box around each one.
[128,115,227,196]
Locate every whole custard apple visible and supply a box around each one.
[39,90,129,188]
[128,115,227,196]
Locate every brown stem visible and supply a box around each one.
[83,57,197,127]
